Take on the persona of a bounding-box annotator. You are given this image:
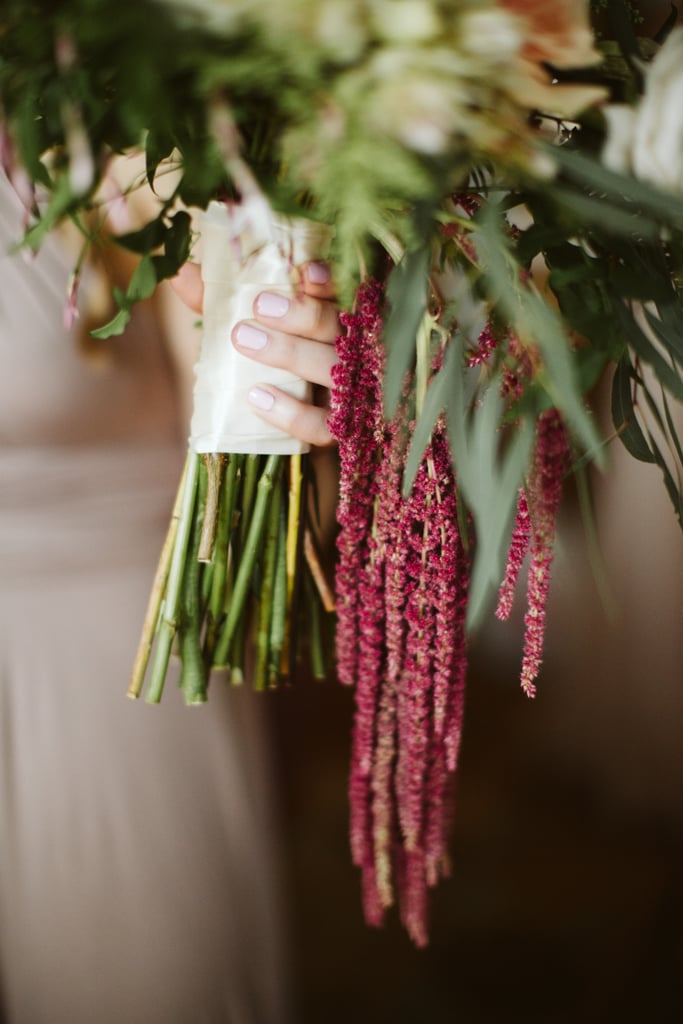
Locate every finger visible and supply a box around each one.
[253,289,340,344]
[170,261,204,313]
[247,385,334,447]
[232,321,336,388]
[297,261,337,301]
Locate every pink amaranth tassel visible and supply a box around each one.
[395,543,435,852]
[395,450,441,854]
[519,410,571,697]
[358,417,409,909]
[329,279,385,688]
[496,488,531,622]
[431,431,470,776]
[330,280,472,946]
[424,753,455,889]
[397,848,429,948]
[369,662,399,911]
[467,321,497,368]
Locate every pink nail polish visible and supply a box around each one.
[256,291,290,318]
[306,262,330,285]
[248,387,275,411]
[235,323,267,350]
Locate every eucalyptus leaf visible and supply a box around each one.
[643,305,683,365]
[612,297,683,401]
[443,332,535,629]
[553,147,683,232]
[474,204,603,462]
[465,412,535,632]
[551,187,660,241]
[383,245,430,418]
[662,390,683,470]
[611,356,655,463]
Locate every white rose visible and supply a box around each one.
[602,27,683,194]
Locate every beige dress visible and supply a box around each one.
[0,174,288,1024]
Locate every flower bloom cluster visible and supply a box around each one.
[330,281,470,946]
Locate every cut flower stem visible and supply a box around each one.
[133,450,335,705]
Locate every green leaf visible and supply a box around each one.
[442,333,535,629]
[90,307,132,340]
[552,147,683,232]
[612,363,683,530]
[115,217,168,255]
[465,390,535,631]
[127,253,157,303]
[611,357,655,463]
[551,187,660,241]
[145,129,175,191]
[153,209,192,280]
[383,244,430,418]
[474,204,603,463]
[662,390,683,471]
[643,304,683,366]
[20,172,73,250]
[402,337,460,497]
[612,297,683,402]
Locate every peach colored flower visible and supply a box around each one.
[500,0,607,117]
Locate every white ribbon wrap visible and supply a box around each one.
[189,198,332,455]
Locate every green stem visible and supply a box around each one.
[280,454,302,678]
[198,453,224,562]
[128,453,190,699]
[286,454,308,680]
[144,452,199,704]
[416,310,433,418]
[254,461,284,691]
[201,558,214,612]
[239,453,261,551]
[213,454,281,668]
[268,504,288,688]
[204,453,238,664]
[230,614,246,686]
[178,459,208,705]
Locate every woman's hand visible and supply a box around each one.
[172,260,339,447]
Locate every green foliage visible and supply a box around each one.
[383,243,431,417]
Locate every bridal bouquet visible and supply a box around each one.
[2,0,682,944]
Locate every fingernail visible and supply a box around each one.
[248,386,275,411]
[256,291,290,318]
[305,262,330,285]
[235,323,267,350]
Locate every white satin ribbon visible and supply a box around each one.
[189,197,332,455]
